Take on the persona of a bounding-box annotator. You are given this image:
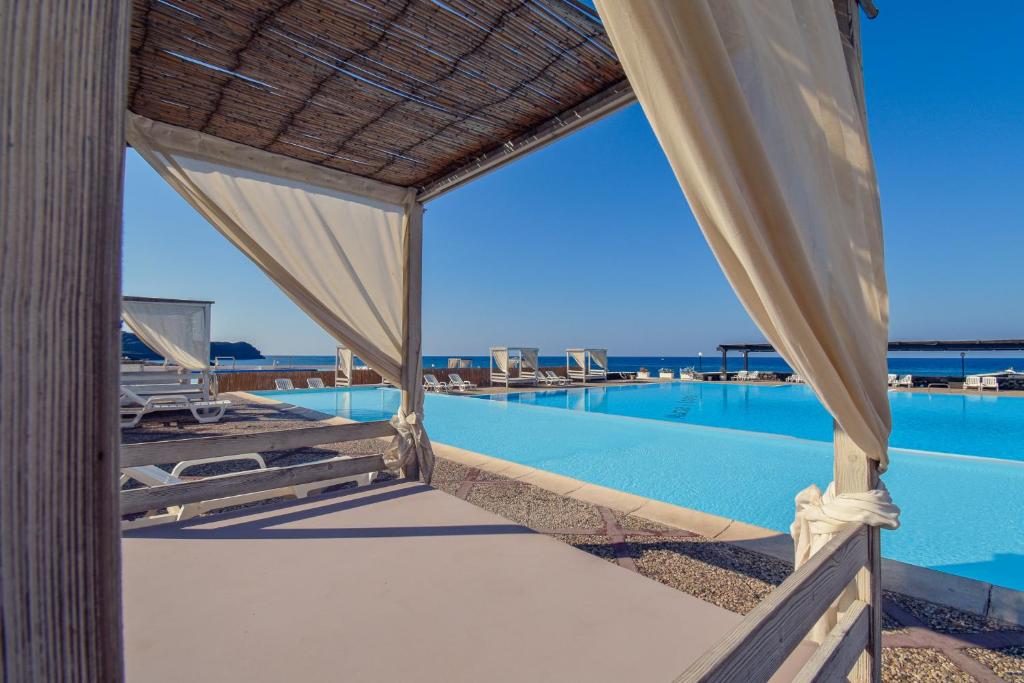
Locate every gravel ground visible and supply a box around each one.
[966,646,1024,682]
[123,398,1024,682]
[882,648,977,682]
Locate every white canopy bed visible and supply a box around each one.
[489,347,540,388]
[566,348,608,383]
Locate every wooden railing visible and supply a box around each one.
[120,421,395,516]
[676,524,873,683]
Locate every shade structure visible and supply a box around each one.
[122,297,212,371]
[490,347,539,388]
[566,348,607,383]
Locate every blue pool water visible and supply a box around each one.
[257,385,1024,590]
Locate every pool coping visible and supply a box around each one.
[233,390,1024,627]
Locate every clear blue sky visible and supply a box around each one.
[122,3,1023,357]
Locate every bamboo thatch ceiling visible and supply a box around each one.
[128,0,626,189]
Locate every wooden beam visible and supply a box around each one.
[121,420,395,467]
[833,424,882,682]
[121,455,386,515]
[676,524,867,682]
[0,1,130,679]
[417,80,636,202]
[793,600,870,683]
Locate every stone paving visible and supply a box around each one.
[123,398,1024,682]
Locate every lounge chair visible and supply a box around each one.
[786,373,804,383]
[121,454,376,528]
[963,375,982,391]
[887,373,898,387]
[447,374,477,392]
[981,376,1000,391]
[544,370,570,386]
[274,378,295,390]
[423,374,448,392]
[897,374,913,388]
[735,370,749,381]
[120,386,230,428]
[658,369,674,379]
[307,377,326,389]
[747,371,761,381]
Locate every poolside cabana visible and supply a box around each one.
[334,346,353,387]
[5,1,898,681]
[566,348,608,383]
[490,347,540,387]
[121,295,217,398]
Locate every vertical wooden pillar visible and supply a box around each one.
[834,422,882,683]
[1,1,130,680]
[721,350,728,380]
[743,351,749,371]
[399,199,424,480]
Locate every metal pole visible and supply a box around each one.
[960,352,966,379]
[698,352,703,372]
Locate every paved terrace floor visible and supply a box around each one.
[122,399,1024,682]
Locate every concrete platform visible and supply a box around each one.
[123,480,813,682]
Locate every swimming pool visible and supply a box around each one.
[479,382,1024,462]
[257,385,1024,591]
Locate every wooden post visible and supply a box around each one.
[721,350,728,380]
[743,351,750,372]
[833,422,882,683]
[1,1,130,680]
[399,200,424,480]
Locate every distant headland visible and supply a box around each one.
[121,331,263,361]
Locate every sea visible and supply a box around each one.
[224,354,1023,377]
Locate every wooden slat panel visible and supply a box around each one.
[121,420,396,467]
[121,454,385,515]
[674,524,867,683]
[793,600,870,683]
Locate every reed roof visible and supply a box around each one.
[128,0,626,190]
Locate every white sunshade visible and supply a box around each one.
[122,298,211,371]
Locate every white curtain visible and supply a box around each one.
[122,299,210,371]
[127,114,409,385]
[595,1,892,469]
[336,347,353,380]
[568,350,587,370]
[492,348,509,373]
[590,349,608,370]
[128,114,434,481]
[520,348,539,373]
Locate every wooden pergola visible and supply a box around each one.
[3,1,885,681]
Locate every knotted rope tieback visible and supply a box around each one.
[385,408,435,484]
[791,481,900,569]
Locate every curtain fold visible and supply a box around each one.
[590,349,608,370]
[595,0,892,469]
[520,348,539,373]
[492,348,509,373]
[122,299,210,371]
[568,350,587,370]
[127,114,406,385]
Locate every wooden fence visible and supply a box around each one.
[215,366,572,393]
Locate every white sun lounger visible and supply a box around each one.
[887,373,898,387]
[963,375,982,391]
[981,376,1000,391]
[306,377,326,389]
[423,374,448,392]
[735,370,749,381]
[897,374,913,388]
[447,374,477,392]
[120,386,230,429]
[543,370,569,386]
[274,378,295,390]
[121,454,376,529]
